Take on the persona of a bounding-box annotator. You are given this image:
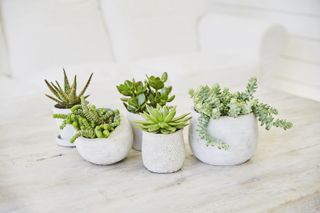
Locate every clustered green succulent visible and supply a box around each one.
[53,96,120,143]
[189,77,293,149]
[117,72,175,114]
[136,105,191,134]
[45,69,93,109]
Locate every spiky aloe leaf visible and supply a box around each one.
[68,75,77,103]
[44,80,60,100]
[63,68,71,94]
[45,94,64,106]
[54,81,69,102]
[45,69,93,108]
[78,73,93,97]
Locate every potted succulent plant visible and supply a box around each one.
[189,77,293,166]
[136,105,191,173]
[54,97,133,165]
[44,69,93,147]
[117,72,175,151]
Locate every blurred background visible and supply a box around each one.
[0,0,319,122]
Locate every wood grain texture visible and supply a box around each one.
[0,87,319,213]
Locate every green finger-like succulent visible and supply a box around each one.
[136,104,191,134]
[45,69,93,109]
[53,96,121,143]
[117,72,175,114]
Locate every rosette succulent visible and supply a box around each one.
[136,105,191,134]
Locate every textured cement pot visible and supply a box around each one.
[75,115,133,165]
[189,110,258,166]
[142,129,185,173]
[52,105,76,147]
[127,112,143,151]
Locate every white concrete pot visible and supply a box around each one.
[52,105,76,147]
[127,112,143,151]
[142,130,185,173]
[189,110,258,166]
[75,115,133,165]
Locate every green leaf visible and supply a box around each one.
[63,68,71,93]
[135,105,190,134]
[137,93,146,106]
[148,76,164,90]
[44,80,60,100]
[167,95,175,102]
[164,106,176,122]
[45,94,64,105]
[161,72,168,82]
[78,73,93,97]
[128,97,139,107]
[117,84,132,96]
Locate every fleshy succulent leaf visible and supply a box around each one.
[117,72,174,113]
[135,105,190,134]
[53,97,121,142]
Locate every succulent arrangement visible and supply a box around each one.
[53,96,121,142]
[189,77,293,149]
[136,105,191,134]
[45,69,93,108]
[117,72,175,114]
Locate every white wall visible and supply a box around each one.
[0,11,9,76]
[208,0,320,101]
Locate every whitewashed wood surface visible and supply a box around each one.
[0,88,319,213]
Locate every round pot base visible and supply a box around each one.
[56,135,76,148]
[142,130,186,173]
[75,115,133,165]
[189,111,258,166]
[144,166,182,174]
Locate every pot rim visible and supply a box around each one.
[52,105,72,114]
[53,104,71,110]
[142,128,183,137]
[127,111,143,117]
[191,108,254,120]
[75,114,126,143]
[53,100,90,110]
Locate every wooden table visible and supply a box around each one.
[1,88,319,213]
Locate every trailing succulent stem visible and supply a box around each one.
[117,72,175,113]
[136,104,191,134]
[253,102,292,130]
[196,114,229,150]
[53,96,121,142]
[189,77,293,148]
[45,69,93,109]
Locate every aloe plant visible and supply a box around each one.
[53,96,120,142]
[189,77,293,149]
[45,69,93,108]
[117,72,175,113]
[136,105,191,134]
